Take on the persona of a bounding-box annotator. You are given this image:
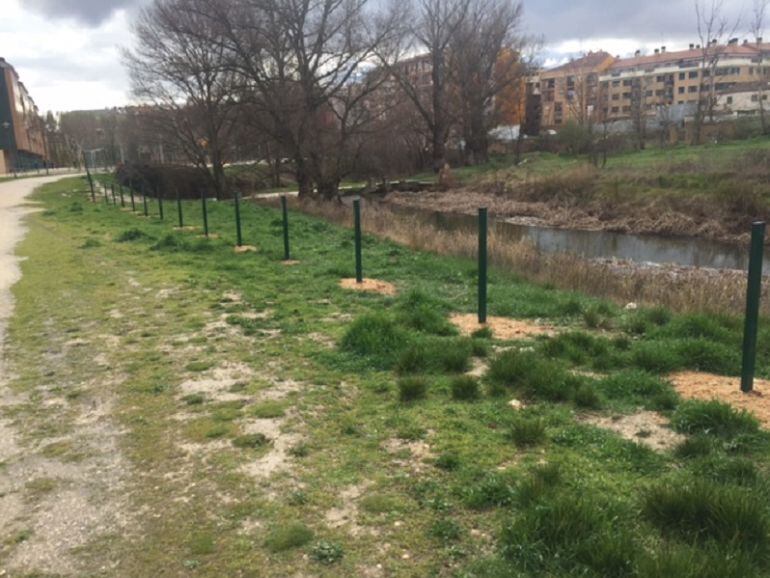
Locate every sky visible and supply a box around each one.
[0,0,758,114]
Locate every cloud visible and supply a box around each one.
[525,0,749,47]
[25,0,145,26]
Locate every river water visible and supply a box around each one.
[400,206,770,274]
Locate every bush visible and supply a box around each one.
[487,350,572,401]
[340,314,408,368]
[264,522,313,552]
[509,417,547,448]
[451,376,480,401]
[398,376,428,402]
[672,400,759,438]
[643,481,769,552]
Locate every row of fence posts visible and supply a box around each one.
[89,175,765,395]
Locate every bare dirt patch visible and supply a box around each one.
[670,371,770,427]
[383,438,434,473]
[234,245,258,254]
[325,482,372,537]
[450,313,556,340]
[339,278,397,296]
[179,362,254,402]
[584,411,685,451]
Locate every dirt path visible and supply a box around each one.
[0,175,130,576]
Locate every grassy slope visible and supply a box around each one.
[2,176,770,576]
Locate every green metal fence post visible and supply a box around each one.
[111,183,117,205]
[129,181,136,212]
[233,191,243,246]
[83,152,95,202]
[142,184,149,217]
[176,189,184,228]
[478,207,488,324]
[354,198,363,283]
[119,184,125,208]
[281,195,291,260]
[201,189,209,238]
[103,182,108,204]
[157,186,164,220]
[741,221,766,393]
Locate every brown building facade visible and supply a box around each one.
[0,57,47,174]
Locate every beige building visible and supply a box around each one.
[0,58,47,174]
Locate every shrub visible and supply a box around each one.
[672,400,759,438]
[264,522,313,552]
[398,376,428,402]
[509,417,547,448]
[643,481,769,552]
[340,313,408,368]
[451,376,480,401]
[487,350,572,401]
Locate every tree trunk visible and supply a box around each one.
[316,179,339,200]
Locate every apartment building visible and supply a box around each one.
[0,57,47,174]
[526,51,616,129]
[599,40,770,122]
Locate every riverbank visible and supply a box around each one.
[393,137,770,247]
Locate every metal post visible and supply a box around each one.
[354,198,363,283]
[83,151,95,202]
[234,191,243,246]
[119,184,125,208]
[157,187,164,221]
[129,181,136,212]
[478,207,488,324]
[281,195,290,260]
[176,189,184,228]
[741,221,766,393]
[201,189,209,237]
[103,182,108,204]
[111,183,117,205]
[142,184,149,217]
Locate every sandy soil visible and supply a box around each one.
[670,371,770,427]
[450,313,556,340]
[584,411,686,451]
[339,278,398,296]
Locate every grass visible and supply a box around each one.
[1,174,770,576]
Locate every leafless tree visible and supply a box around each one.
[379,0,471,172]
[207,0,400,198]
[124,0,240,199]
[448,0,527,165]
[751,0,769,134]
[692,0,737,144]
[629,76,651,149]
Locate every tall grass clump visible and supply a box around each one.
[643,481,769,554]
[509,417,547,448]
[501,492,636,576]
[395,289,455,335]
[672,400,760,438]
[340,313,408,368]
[398,376,428,402]
[486,350,572,401]
[396,337,472,374]
[450,376,480,401]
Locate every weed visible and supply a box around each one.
[185,360,214,372]
[182,393,206,405]
[472,326,493,339]
[250,401,286,418]
[264,522,313,552]
[398,376,428,402]
[674,435,714,459]
[396,289,455,335]
[451,376,480,401]
[573,382,602,409]
[340,313,408,368]
[463,472,517,509]
[310,541,344,564]
[430,518,463,542]
[487,350,572,401]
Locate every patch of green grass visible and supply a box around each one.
[486,350,572,401]
[249,401,286,418]
[450,375,480,401]
[340,313,408,368]
[264,522,313,552]
[508,417,547,448]
[672,400,760,438]
[398,376,428,402]
[309,540,344,564]
[232,433,270,448]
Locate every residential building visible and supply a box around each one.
[0,58,47,174]
[526,51,616,129]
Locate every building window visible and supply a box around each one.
[612,93,619,100]
[622,92,631,99]
[612,80,620,87]
[622,105,631,112]
[679,72,686,80]
[611,106,619,113]
[688,86,698,93]
[726,96,733,104]
[656,75,666,82]
[679,86,686,94]
[554,102,563,113]
[689,71,698,79]
[623,79,632,86]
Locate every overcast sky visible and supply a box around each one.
[0,0,757,114]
